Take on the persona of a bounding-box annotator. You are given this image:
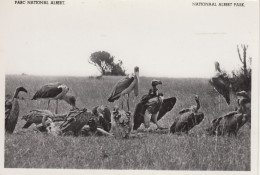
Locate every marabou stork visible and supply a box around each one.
[170,95,204,134]
[108,66,139,111]
[5,86,28,133]
[209,62,230,108]
[32,82,77,114]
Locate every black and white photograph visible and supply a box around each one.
[0,0,259,174]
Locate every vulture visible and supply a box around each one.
[25,108,112,136]
[133,80,176,130]
[21,109,65,129]
[236,91,251,116]
[170,95,204,134]
[108,66,139,111]
[236,90,251,127]
[110,107,132,138]
[5,86,28,133]
[206,111,249,136]
[92,105,112,132]
[32,82,77,114]
[209,62,230,105]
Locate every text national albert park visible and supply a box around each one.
[192,2,245,7]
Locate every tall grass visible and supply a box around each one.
[5,75,250,170]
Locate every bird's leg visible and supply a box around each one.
[121,98,124,110]
[47,100,50,110]
[55,100,58,114]
[218,95,220,110]
[127,94,130,112]
[218,95,220,111]
[220,95,222,110]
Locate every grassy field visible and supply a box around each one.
[4,75,250,170]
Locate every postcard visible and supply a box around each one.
[0,0,259,174]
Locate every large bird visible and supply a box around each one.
[236,90,251,127]
[209,62,230,106]
[170,95,204,134]
[108,66,139,111]
[110,107,132,138]
[133,80,176,130]
[21,109,65,129]
[236,91,251,114]
[32,82,77,114]
[5,86,28,133]
[206,111,248,136]
[92,105,112,132]
[133,96,176,131]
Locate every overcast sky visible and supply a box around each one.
[0,0,259,78]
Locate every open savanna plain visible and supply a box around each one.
[5,75,250,170]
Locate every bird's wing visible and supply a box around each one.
[133,102,147,130]
[108,76,134,102]
[211,76,230,104]
[32,84,63,99]
[157,97,176,121]
[22,122,33,129]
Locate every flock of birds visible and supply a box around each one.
[5,62,251,137]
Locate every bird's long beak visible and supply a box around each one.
[135,71,140,82]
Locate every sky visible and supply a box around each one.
[0,0,259,78]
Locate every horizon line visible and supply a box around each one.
[5,73,210,79]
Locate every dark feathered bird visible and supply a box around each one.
[108,67,139,111]
[133,79,175,130]
[236,90,251,127]
[21,109,59,129]
[209,62,230,105]
[170,95,204,134]
[92,105,111,132]
[32,82,77,114]
[110,107,132,138]
[206,111,249,136]
[5,86,27,133]
[132,79,175,130]
[133,96,176,131]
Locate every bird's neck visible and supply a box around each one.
[12,89,20,101]
[195,99,200,110]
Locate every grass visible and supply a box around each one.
[4,75,250,170]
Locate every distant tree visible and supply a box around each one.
[89,51,126,76]
[229,45,251,92]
